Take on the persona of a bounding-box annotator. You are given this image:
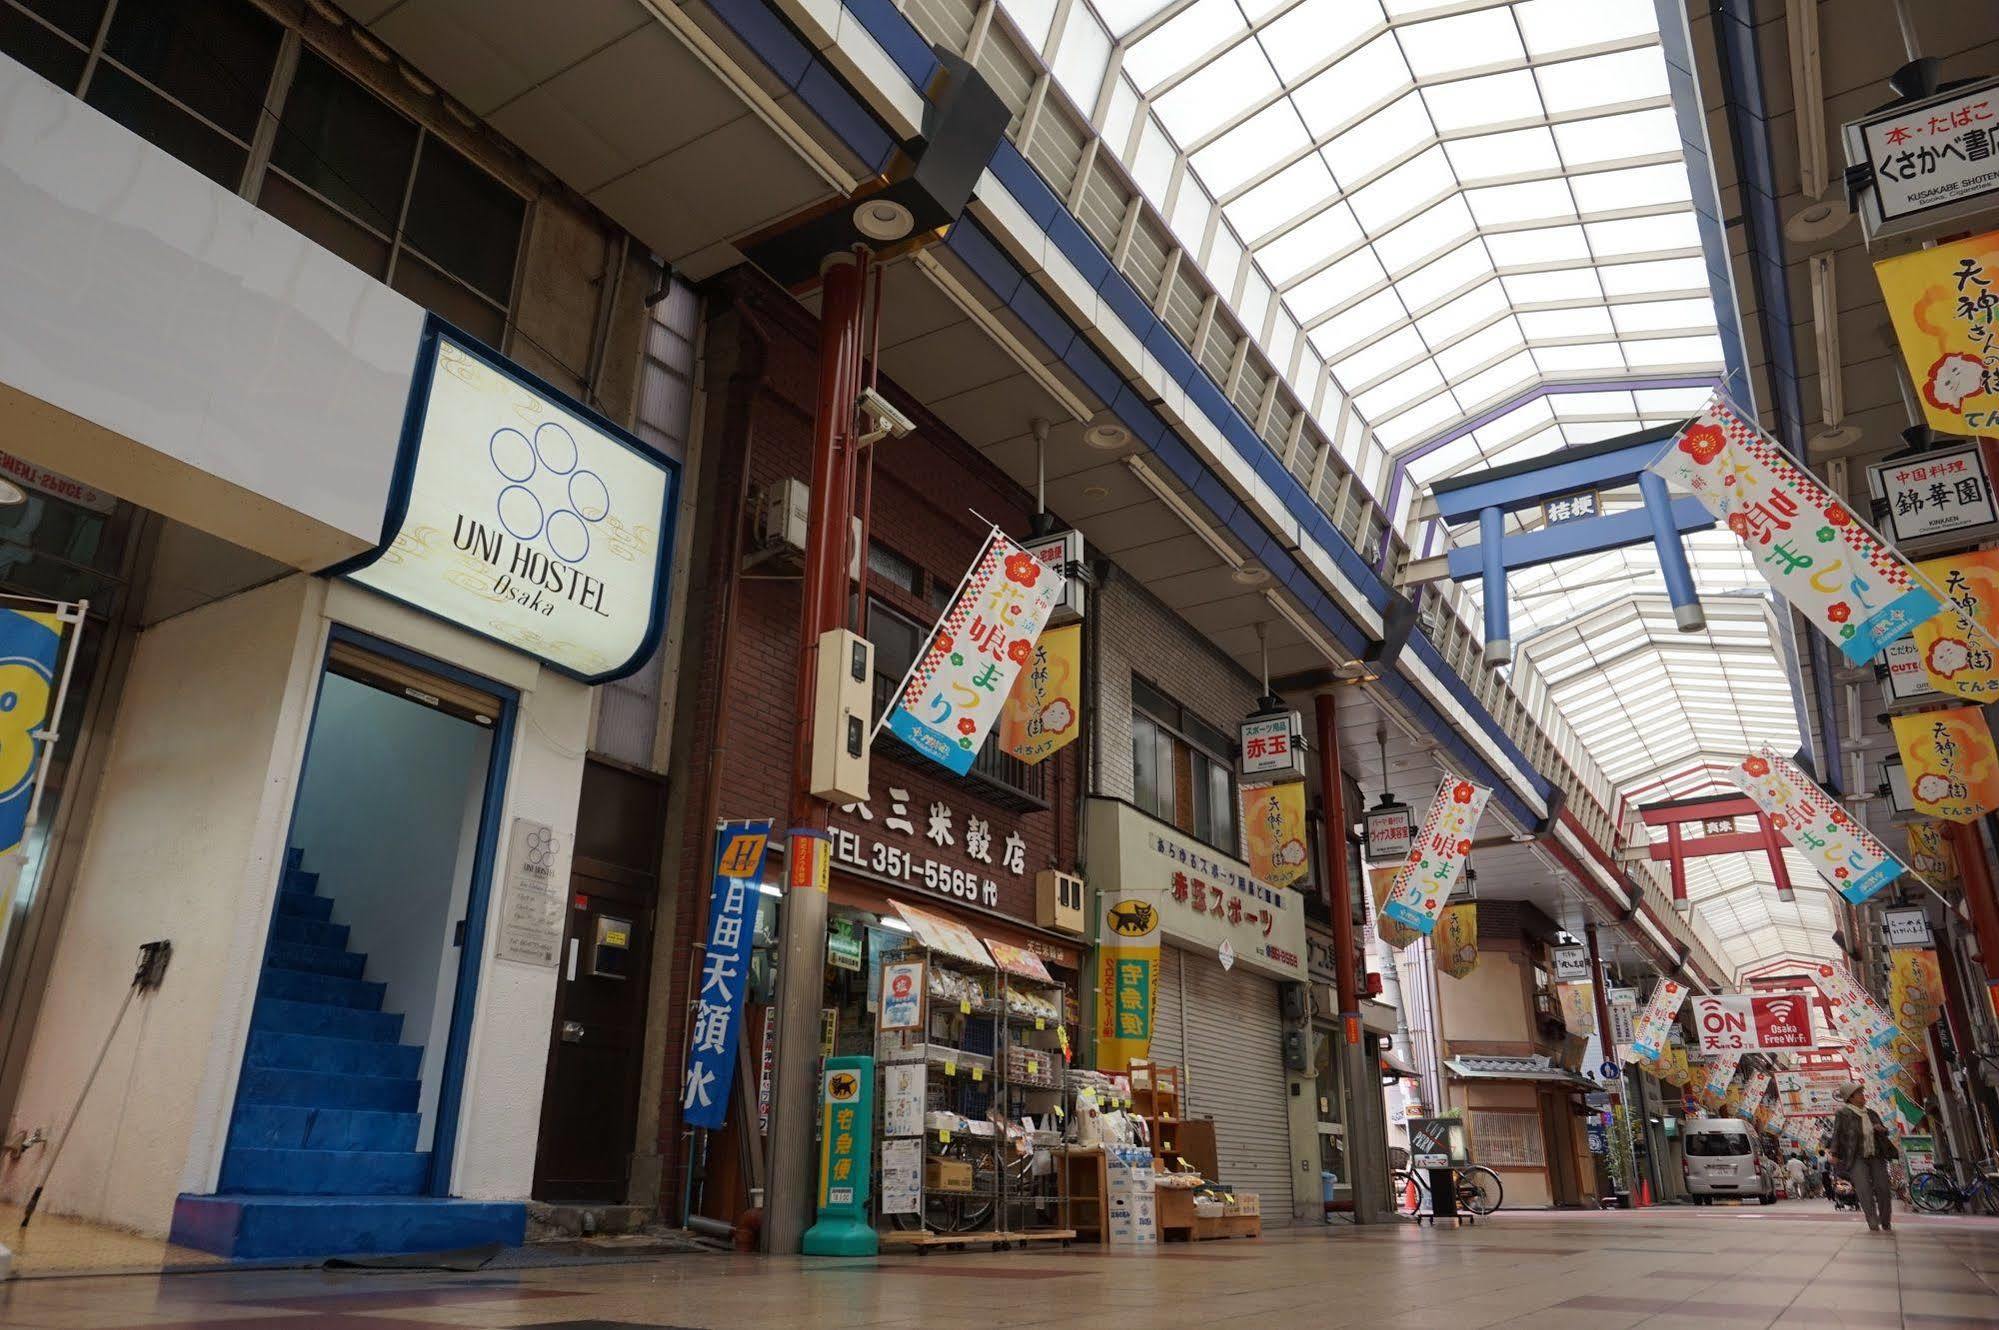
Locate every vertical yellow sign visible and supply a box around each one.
[1096,896,1159,1072]
[1875,230,1999,435]
[1912,548,1999,699]
[1241,781,1309,890]
[998,623,1081,763]
[1436,903,1478,978]
[1892,706,1999,822]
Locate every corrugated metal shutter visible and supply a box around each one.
[1153,946,1295,1222]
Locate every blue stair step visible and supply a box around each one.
[264,941,366,979]
[219,1146,430,1197]
[248,1030,421,1080]
[285,846,305,873]
[271,915,350,949]
[275,891,333,922]
[238,1065,418,1113]
[284,868,320,895]
[252,998,402,1044]
[171,1194,524,1260]
[228,1104,421,1152]
[259,968,384,1010]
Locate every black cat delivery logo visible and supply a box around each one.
[1107,899,1157,936]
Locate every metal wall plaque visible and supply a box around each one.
[495,818,566,967]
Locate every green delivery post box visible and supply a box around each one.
[803,1055,877,1256]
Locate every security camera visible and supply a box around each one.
[856,386,915,444]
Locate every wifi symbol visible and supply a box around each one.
[1767,998,1797,1022]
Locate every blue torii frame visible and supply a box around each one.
[1430,422,1714,667]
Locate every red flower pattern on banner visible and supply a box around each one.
[957,717,977,735]
[934,631,954,655]
[1742,756,1770,778]
[1452,782,1475,804]
[1007,638,1032,665]
[1679,423,1727,465]
[1004,553,1040,587]
[1826,603,1851,623]
[1825,503,1852,527]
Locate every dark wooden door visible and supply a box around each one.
[532,760,666,1203]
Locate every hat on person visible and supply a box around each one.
[1836,1081,1864,1103]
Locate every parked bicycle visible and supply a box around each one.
[1908,1159,1999,1215]
[1390,1147,1505,1217]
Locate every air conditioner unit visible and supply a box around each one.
[749,477,862,580]
[1036,869,1085,936]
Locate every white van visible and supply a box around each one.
[1681,1118,1775,1204]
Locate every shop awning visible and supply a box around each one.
[1379,1048,1421,1080]
[890,901,995,968]
[1445,1053,1594,1089]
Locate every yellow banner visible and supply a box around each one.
[1907,820,1959,881]
[1096,896,1158,1072]
[1892,706,1999,821]
[1914,549,1999,700]
[1876,230,1999,435]
[1437,903,1478,979]
[998,623,1081,764]
[1890,947,1945,1034]
[1372,866,1421,950]
[1660,1044,1691,1087]
[1556,981,1596,1035]
[1241,781,1309,890]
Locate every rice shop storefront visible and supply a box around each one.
[1087,798,1315,1223]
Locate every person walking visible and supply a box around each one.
[1817,1146,1833,1202]
[1785,1152,1808,1199]
[1830,1083,1898,1232]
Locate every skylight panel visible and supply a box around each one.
[1373,391,1466,449]
[1291,33,1411,139]
[1552,389,1637,416]
[1513,0,1658,56]
[1451,351,1539,408]
[1519,306,1614,339]
[1355,361,1445,417]
[1562,419,1645,444]
[1405,433,1486,482]
[1371,195,1476,271]
[1535,47,1669,116]
[1423,69,1544,134]
[1259,203,1363,285]
[1484,224,1590,267]
[1170,177,1213,250]
[1534,342,1626,372]
[1444,126,1561,183]
[1611,298,1717,333]
[1472,390,1553,449]
[1132,115,1177,203]
[1259,0,1385,84]
[1312,287,1411,357]
[1571,163,1692,212]
[1623,334,1724,366]
[1102,75,1141,156]
[1052,10,1114,110]
[1091,0,1182,37]
[1397,241,1495,310]
[1000,0,1058,54]
[1287,248,1388,323]
[1396,8,1525,80]
[1596,256,1710,296]
[1229,158,1340,241]
[1154,40,1281,143]
[1207,224,1243,300]
[1349,146,1456,231]
[1124,0,1247,90]
[1584,211,1701,255]
[1329,321,1425,384]
[1322,93,1436,187]
[1465,177,1576,227]
[1415,277,1508,344]
[1553,107,1683,166]
[1193,102,1312,196]
[1433,316,1527,381]
[1634,386,1717,413]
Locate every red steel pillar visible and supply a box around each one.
[1947,819,1999,1002]
[1313,689,1358,1042]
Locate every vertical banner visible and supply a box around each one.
[1907,821,1959,879]
[1730,747,1906,903]
[1608,987,1639,1054]
[1241,781,1310,890]
[0,609,62,857]
[1890,947,1945,1033]
[1892,706,1999,821]
[1371,866,1422,949]
[998,621,1081,763]
[1556,981,1596,1034]
[1097,896,1159,1071]
[1874,229,1999,436]
[1912,548,1999,698]
[1436,903,1479,979]
[1650,395,1941,662]
[1809,961,1900,1051]
[1379,774,1491,936]
[884,529,1064,775]
[1703,1047,1743,1100]
[682,820,772,1129]
[1630,978,1687,1061]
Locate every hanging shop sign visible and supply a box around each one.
[879,958,926,1031]
[1692,994,1813,1054]
[1730,746,1906,903]
[1912,548,1999,699]
[1086,798,1309,979]
[1651,396,1941,664]
[1882,637,1944,707]
[1024,527,1086,624]
[1096,893,1159,1071]
[681,819,771,1130]
[827,916,863,972]
[1241,781,1310,891]
[343,322,678,683]
[1869,443,1999,548]
[1379,774,1491,938]
[883,528,1063,776]
[0,609,66,858]
[1608,987,1639,1051]
[1878,235,1999,437]
[1239,711,1307,783]
[1436,903,1479,979]
[998,622,1081,764]
[1552,945,1591,983]
[1556,981,1596,1034]
[1905,821,1957,880]
[1629,978,1687,1062]
[1890,947,1945,1033]
[1363,799,1414,862]
[1370,865,1421,950]
[1542,490,1600,525]
[1883,905,1933,949]
[1890,706,1999,822]
[802,1056,876,1256]
[830,788,1029,909]
[1844,77,1999,241]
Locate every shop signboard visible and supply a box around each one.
[1608,987,1638,1050]
[827,917,862,972]
[0,451,114,513]
[1911,548,1999,699]
[1552,945,1591,983]
[1869,444,1999,548]
[1889,946,1944,1033]
[494,819,567,968]
[680,820,771,1131]
[1905,821,1957,880]
[756,1007,776,1137]
[1881,638,1943,706]
[1630,978,1686,1062]
[1845,77,1999,240]
[802,1056,876,1256]
[1363,800,1413,862]
[1379,774,1491,939]
[879,959,925,1031]
[1891,706,1999,822]
[1877,236,1999,438]
[831,787,1029,910]
[1407,1117,1469,1171]
[1651,396,1941,664]
[0,609,65,858]
[343,322,679,683]
[1729,746,1906,904]
[1097,893,1159,1071]
[998,622,1082,764]
[1023,527,1086,624]
[1543,490,1600,525]
[1436,904,1478,979]
[1241,781,1309,890]
[1556,982,1596,1034]
[1884,906,1933,948]
[882,528,1063,776]
[1691,994,1813,1054]
[1239,711,1306,782]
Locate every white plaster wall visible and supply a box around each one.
[0,576,323,1233]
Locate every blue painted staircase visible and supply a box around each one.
[171,850,523,1260]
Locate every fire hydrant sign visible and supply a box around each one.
[1692,994,1813,1054]
[1629,978,1686,1062]
[1378,775,1490,939]
[884,528,1063,776]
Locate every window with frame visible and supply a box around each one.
[1131,677,1238,857]
[2,0,525,345]
[1468,1110,1545,1168]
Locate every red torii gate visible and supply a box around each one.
[1638,793,1795,908]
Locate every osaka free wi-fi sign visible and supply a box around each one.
[339,318,680,683]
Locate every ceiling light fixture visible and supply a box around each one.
[853,198,915,243]
[1232,563,1268,586]
[0,479,24,507]
[1082,483,1111,499]
[1084,423,1130,450]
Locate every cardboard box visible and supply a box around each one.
[926,1157,973,1193]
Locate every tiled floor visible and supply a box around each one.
[2,1200,1995,1329]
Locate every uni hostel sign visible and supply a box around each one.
[344,319,679,682]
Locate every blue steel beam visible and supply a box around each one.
[1480,505,1510,666]
[1444,497,1715,580]
[1430,423,1683,524]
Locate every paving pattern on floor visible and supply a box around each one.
[1,1200,1996,1329]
